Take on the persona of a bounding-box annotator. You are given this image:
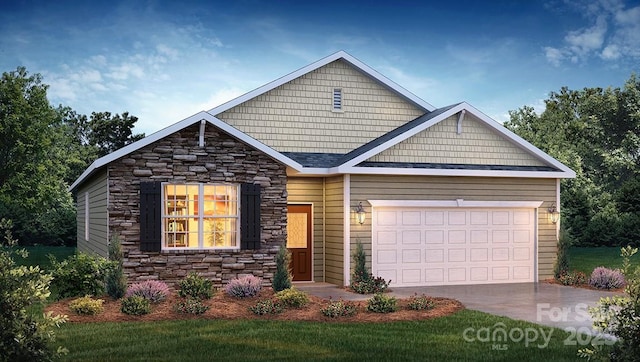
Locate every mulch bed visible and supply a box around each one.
[45,290,465,323]
[542,278,625,292]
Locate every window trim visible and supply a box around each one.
[161,182,240,251]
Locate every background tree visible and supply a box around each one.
[0,67,144,245]
[0,67,75,245]
[505,73,640,246]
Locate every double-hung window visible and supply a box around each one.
[163,183,239,249]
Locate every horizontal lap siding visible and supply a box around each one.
[287,178,324,282]
[350,175,558,281]
[325,176,344,285]
[76,170,109,257]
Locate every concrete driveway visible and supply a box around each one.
[296,282,624,332]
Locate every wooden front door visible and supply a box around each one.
[287,204,312,281]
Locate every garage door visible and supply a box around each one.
[372,207,536,286]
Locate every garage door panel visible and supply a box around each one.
[376,231,397,245]
[373,207,536,287]
[425,211,445,225]
[401,230,421,244]
[402,249,421,263]
[401,211,421,225]
[425,249,444,262]
[448,211,466,225]
[425,230,444,243]
[448,230,466,243]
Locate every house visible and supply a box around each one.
[70,51,575,287]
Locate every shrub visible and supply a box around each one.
[407,294,435,311]
[250,299,284,315]
[174,297,210,315]
[274,287,309,308]
[178,272,213,300]
[272,245,292,292]
[120,295,151,316]
[557,270,587,286]
[126,280,170,303]
[553,228,571,279]
[367,293,398,313]
[69,296,104,315]
[105,235,127,299]
[0,218,68,361]
[349,241,391,294]
[588,267,625,290]
[321,299,358,318]
[579,246,640,360]
[49,252,114,298]
[225,275,262,298]
[350,276,390,294]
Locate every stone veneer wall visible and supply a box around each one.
[107,121,288,287]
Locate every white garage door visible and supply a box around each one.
[372,207,536,286]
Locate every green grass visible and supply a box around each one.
[14,246,76,270]
[569,246,639,275]
[56,310,584,361]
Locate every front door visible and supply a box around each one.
[287,204,312,281]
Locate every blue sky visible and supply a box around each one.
[1,0,639,134]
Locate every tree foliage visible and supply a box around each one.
[505,74,640,246]
[0,66,144,245]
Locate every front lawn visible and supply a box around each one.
[569,246,638,275]
[57,310,583,361]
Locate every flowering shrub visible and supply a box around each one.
[174,297,209,315]
[321,300,357,318]
[350,276,390,294]
[274,288,309,308]
[557,270,587,286]
[588,267,625,290]
[407,294,435,311]
[69,296,104,315]
[249,299,284,315]
[224,275,262,298]
[120,296,151,316]
[178,272,213,300]
[125,280,170,303]
[366,293,398,313]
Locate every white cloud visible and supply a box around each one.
[544,46,565,66]
[544,0,640,65]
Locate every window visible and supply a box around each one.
[163,183,239,249]
[84,192,89,241]
[332,88,342,111]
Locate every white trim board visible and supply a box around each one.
[368,200,544,208]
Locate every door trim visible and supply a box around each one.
[287,203,313,282]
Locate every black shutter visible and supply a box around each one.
[140,181,162,252]
[240,183,261,250]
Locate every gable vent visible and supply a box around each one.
[332,88,342,110]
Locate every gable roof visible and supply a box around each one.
[208,51,435,116]
[69,111,304,191]
[70,52,575,191]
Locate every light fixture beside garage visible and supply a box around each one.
[354,202,366,225]
[548,203,560,224]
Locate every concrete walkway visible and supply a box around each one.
[296,282,624,332]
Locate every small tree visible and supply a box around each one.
[0,219,67,360]
[352,241,371,284]
[272,245,292,292]
[554,228,571,279]
[105,234,127,299]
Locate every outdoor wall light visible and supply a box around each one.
[355,202,366,225]
[548,203,560,224]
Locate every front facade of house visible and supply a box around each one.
[71,51,574,287]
